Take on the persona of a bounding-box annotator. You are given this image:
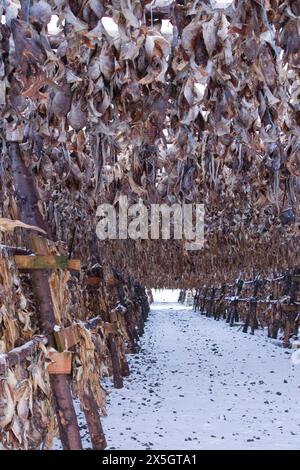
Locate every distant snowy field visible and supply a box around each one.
[152,289,180,303]
[54,300,300,450]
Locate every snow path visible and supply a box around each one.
[53,301,300,449]
[101,302,300,450]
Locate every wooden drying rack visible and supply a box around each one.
[194,271,300,347]
[0,241,109,450]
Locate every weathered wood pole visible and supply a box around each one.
[11,143,82,450]
[120,341,131,377]
[107,336,123,389]
[124,307,139,353]
[201,287,208,314]
[193,289,199,312]
[243,279,259,334]
[229,279,243,326]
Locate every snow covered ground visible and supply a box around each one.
[54,301,300,450]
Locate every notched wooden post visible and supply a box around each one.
[11,143,82,450]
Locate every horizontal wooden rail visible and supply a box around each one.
[223,297,300,306]
[196,294,300,307]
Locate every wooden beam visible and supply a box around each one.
[14,255,81,271]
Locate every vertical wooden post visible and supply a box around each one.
[271,302,280,339]
[124,307,139,353]
[290,271,300,338]
[107,336,123,389]
[229,279,243,326]
[283,271,299,347]
[212,287,218,320]
[197,288,202,312]
[222,284,227,320]
[243,278,259,334]
[214,285,225,320]
[226,283,234,324]
[11,143,82,450]
[120,348,130,377]
[207,287,216,317]
[250,279,260,334]
[114,277,131,372]
[200,287,205,313]
[201,287,209,315]
[193,289,198,312]
[50,374,82,449]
